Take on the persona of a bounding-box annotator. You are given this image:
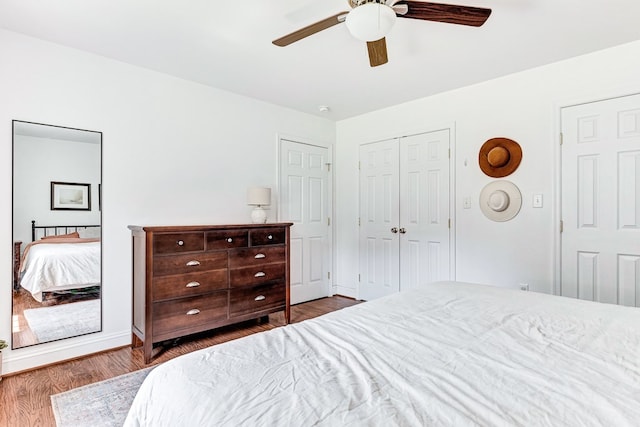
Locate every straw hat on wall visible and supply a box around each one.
[479,180,522,222]
[479,137,522,178]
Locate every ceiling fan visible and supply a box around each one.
[273,0,492,67]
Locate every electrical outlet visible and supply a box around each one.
[520,283,529,291]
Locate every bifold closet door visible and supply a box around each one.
[359,138,401,301]
[399,130,451,291]
[359,129,451,301]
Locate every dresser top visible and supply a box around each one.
[128,223,293,233]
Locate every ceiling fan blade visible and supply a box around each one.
[273,12,348,46]
[367,38,388,67]
[398,1,491,27]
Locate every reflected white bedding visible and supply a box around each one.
[125,281,640,427]
[20,241,100,302]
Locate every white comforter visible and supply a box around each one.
[20,241,100,302]
[125,282,640,427]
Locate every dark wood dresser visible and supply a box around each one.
[128,223,293,363]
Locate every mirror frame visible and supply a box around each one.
[11,120,103,349]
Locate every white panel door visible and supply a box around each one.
[561,93,640,306]
[359,139,400,300]
[279,139,330,304]
[359,130,451,300]
[399,130,451,291]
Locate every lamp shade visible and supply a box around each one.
[345,3,397,42]
[247,187,271,206]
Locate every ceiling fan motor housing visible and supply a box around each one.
[345,1,397,42]
[349,0,389,6]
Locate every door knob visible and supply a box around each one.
[399,228,406,234]
[391,227,398,233]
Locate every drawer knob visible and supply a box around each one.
[177,240,184,246]
[254,271,266,278]
[186,260,201,267]
[227,238,233,243]
[254,295,266,301]
[267,235,273,240]
[186,281,200,288]
[254,253,266,259]
[186,309,200,315]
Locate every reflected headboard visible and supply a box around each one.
[31,219,101,241]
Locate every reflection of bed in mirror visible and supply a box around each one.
[14,220,101,302]
[12,120,102,350]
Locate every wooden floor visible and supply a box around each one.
[0,296,359,427]
[12,287,100,348]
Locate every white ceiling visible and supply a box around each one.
[1,0,640,121]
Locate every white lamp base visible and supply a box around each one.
[251,206,267,224]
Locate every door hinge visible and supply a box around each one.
[327,217,331,226]
[560,220,564,233]
[560,132,563,145]
[326,163,331,172]
[327,272,331,280]
[358,217,361,226]
[448,148,451,159]
[448,218,451,229]
[358,161,361,170]
[358,274,361,282]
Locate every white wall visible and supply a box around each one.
[335,40,640,298]
[2,26,639,374]
[0,29,335,374]
[13,135,101,245]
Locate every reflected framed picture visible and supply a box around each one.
[51,181,91,211]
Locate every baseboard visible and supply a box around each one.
[333,285,357,299]
[2,330,130,376]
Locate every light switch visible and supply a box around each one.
[533,194,543,208]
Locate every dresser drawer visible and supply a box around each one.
[206,230,248,250]
[154,232,204,254]
[153,251,228,277]
[153,270,228,301]
[153,291,228,336]
[229,246,285,268]
[230,262,285,287]
[230,283,286,317]
[250,228,285,246]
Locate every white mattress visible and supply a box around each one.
[20,241,100,302]
[125,281,640,426]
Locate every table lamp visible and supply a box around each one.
[247,187,271,223]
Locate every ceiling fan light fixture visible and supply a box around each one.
[345,3,396,42]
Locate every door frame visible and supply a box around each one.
[554,89,640,296]
[276,133,335,297]
[356,123,457,299]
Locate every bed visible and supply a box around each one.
[15,220,101,302]
[125,281,640,426]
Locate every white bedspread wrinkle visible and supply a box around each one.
[20,241,100,302]
[125,281,640,427]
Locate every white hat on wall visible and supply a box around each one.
[479,180,522,222]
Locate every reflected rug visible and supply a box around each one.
[23,299,100,343]
[51,367,154,427]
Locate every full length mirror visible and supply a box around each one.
[12,120,102,349]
